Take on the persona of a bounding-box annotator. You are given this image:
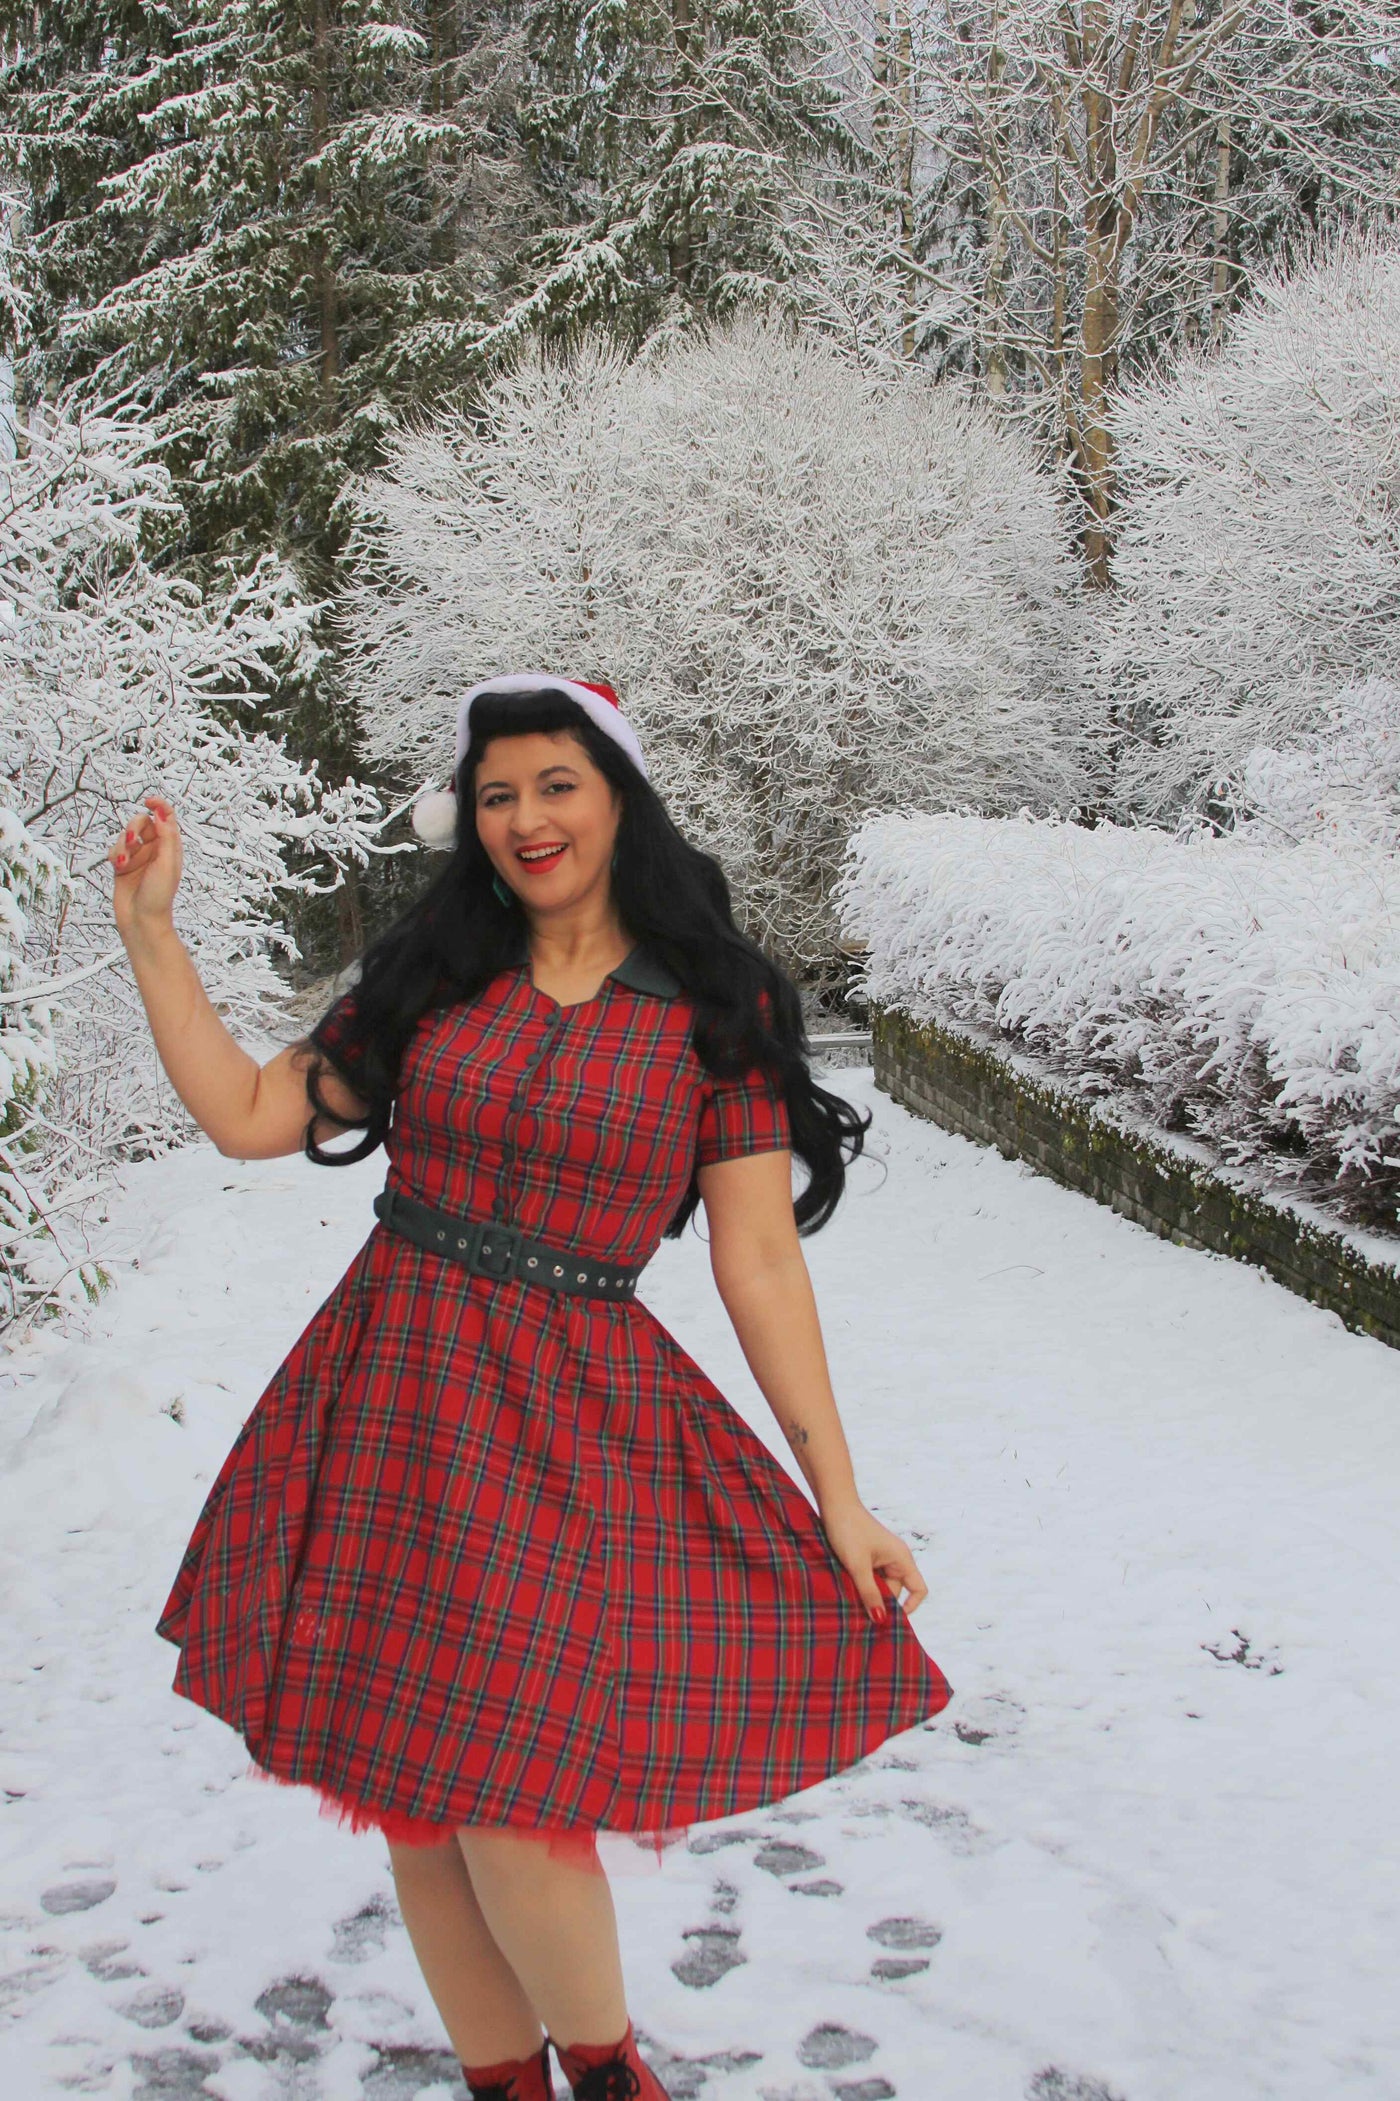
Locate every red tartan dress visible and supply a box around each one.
[155,942,952,1872]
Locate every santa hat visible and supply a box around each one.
[410,672,649,848]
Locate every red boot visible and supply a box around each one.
[459,2035,555,2099]
[550,2017,672,2100]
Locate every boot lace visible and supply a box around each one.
[571,2062,643,2101]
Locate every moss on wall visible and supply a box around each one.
[874,1006,1400,1353]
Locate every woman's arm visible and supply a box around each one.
[698,1148,928,1623]
[109,793,369,1160]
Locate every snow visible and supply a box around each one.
[839,808,1400,1228]
[2,1070,1398,2099]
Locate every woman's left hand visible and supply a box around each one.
[820,1500,928,1625]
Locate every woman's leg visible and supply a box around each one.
[455,1826,630,2050]
[386,1832,545,2063]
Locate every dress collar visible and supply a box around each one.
[608,945,682,999]
[504,927,681,1001]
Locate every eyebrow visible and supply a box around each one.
[475,763,581,795]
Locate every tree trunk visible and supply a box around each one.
[669,0,695,292]
[1211,111,1232,342]
[310,0,341,408]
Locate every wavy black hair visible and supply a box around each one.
[299,686,869,1236]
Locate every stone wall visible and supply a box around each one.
[873,1005,1400,1353]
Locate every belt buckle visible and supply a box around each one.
[475,1220,522,1280]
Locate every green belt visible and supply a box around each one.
[372,1186,642,1302]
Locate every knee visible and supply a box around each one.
[456,1825,567,1888]
[387,1831,465,1878]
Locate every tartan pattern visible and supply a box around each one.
[155,948,953,1845]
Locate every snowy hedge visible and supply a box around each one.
[339,315,1082,982]
[837,809,1400,1230]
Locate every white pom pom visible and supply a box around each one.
[411,788,458,849]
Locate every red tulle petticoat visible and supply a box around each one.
[243,1757,689,1876]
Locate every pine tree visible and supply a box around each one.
[495,0,854,348]
[0,0,528,961]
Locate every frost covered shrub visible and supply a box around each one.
[838,810,1400,1230]
[1100,229,1400,819]
[340,316,1082,982]
[0,398,385,1341]
[1218,677,1400,855]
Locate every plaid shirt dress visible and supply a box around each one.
[155,940,952,1866]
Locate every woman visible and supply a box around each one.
[111,674,952,2101]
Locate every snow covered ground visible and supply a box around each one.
[2,1069,1397,2101]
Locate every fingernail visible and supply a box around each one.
[115,853,127,864]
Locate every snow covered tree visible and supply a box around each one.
[338,315,1082,983]
[1216,679,1400,859]
[1098,229,1400,821]
[0,0,532,963]
[806,2,1400,578]
[0,804,70,1333]
[0,385,390,1341]
[489,0,853,352]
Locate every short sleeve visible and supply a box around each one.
[305,984,367,1097]
[696,1057,792,1168]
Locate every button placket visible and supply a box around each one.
[493,1007,565,1224]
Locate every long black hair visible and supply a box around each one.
[300,686,869,1236]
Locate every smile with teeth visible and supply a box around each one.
[515,841,568,869]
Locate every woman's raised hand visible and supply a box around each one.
[108,793,184,943]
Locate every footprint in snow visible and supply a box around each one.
[113,1982,186,2030]
[328,1887,398,1964]
[953,1689,1026,1746]
[797,2022,879,2070]
[359,2040,468,2097]
[81,1939,146,1983]
[672,1921,746,1989]
[127,2043,225,2099]
[673,1876,747,1987]
[867,1913,941,1980]
[754,1840,825,1876]
[687,1825,764,1855]
[1029,2073,1128,2101]
[41,1877,117,1915]
[635,2029,763,2100]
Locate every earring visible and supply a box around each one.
[492,871,515,908]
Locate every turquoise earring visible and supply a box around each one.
[492,871,515,908]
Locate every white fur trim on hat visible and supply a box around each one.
[454,672,649,782]
[409,786,459,849]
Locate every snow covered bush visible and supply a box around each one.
[339,316,1083,981]
[1100,229,1400,820]
[838,810,1400,1230]
[0,397,386,1342]
[1214,676,1400,856]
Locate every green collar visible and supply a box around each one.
[608,945,682,999]
[506,928,681,1000]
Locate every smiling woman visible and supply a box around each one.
[470,733,628,1000]
[134,675,951,2101]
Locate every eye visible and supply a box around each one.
[545,781,576,794]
